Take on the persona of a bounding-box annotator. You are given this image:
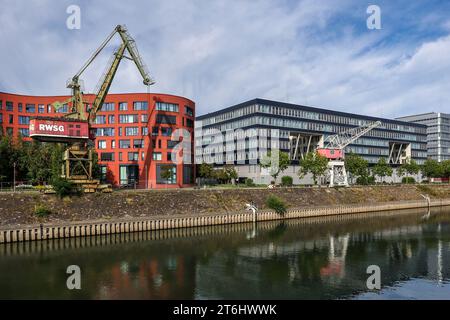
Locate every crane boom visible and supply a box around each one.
[117,25,154,86]
[89,43,127,122]
[323,121,381,149]
[66,24,155,122]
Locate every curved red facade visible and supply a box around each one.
[0,92,195,188]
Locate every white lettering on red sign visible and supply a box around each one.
[39,124,65,132]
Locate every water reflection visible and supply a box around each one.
[0,207,450,299]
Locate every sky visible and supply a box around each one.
[1,0,450,118]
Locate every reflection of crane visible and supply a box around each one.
[245,202,258,239]
[29,25,155,192]
[317,121,381,187]
[320,234,350,279]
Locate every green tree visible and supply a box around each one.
[421,159,443,179]
[197,163,215,179]
[0,134,14,181]
[259,150,290,182]
[215,166,239,184]
[298,152,329,185]
[91,150,102,179]
[214,168,228,184]
[372,157,393,183]
[441,160,450,182]
[224,165,238,184]
[345,153,369,184]
[399,158,420,183]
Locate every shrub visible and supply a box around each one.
[245,178,255,187]
[266,195,287,215]
[281,176,293,187]
[34,204,51,217]
[356,175,375,185]
[402,177,416,184]
[52,178,79,198]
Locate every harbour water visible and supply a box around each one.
[1,207,449,299]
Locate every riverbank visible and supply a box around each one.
[1,184,450,228]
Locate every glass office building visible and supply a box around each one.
[397,112,450,162]
[195,98,428,169]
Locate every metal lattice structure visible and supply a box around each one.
[324,121,382,149]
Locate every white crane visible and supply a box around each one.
[317,121,382,187]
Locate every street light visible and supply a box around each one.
[13,161,16,193]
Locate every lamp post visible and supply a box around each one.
[145,164,148,189]
[13,162,16,193]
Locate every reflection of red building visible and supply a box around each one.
[0,92,195,188]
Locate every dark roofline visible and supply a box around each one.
[396,112,438,119]
[196,98,427,128]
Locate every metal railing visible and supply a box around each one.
[0,181,42,192]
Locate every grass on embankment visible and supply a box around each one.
[0,184,450,228]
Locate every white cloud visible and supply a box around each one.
[0,0,449,119]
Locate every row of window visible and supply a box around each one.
[199,116,427,143]
[95,125,187,137]
[98,164,193,185]
[0,100,194,115]
[97,138,181,150]
[197,151,428,166]
[100,152,143,162]
[200,103,425,134]
[95,127,145,137]
[0,102,49,113]
[99,151,178,163]
[94,114,149,124]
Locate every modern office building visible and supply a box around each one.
[195,98,427,184]
[397,112,450,162]
[0,92,195,188]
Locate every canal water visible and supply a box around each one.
[1,207,450,299]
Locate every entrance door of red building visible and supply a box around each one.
[119,165,139,187]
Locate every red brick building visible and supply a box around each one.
[0,92,195,188]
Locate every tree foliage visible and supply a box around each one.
[215,165,238,184]
[421,159,443,178]
[443,160,450,179]
[399,158,420,179]
[197,163,215,179]
[259,150,290,181]
[345,153,369,183]
[0,134,100,184]
[298,152,329,185]
[372,157,393,183]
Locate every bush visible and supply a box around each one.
[281,176,293,187]
[266,195,287,215]
[52,178,79,198]
[402,177,416,184]
[245,178,255,187]
[34,204,51,217]
[356,175,375,185]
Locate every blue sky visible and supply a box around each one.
[1,0,450,117]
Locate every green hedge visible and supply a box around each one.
[402,177,416,184]
[281,176,293,186]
